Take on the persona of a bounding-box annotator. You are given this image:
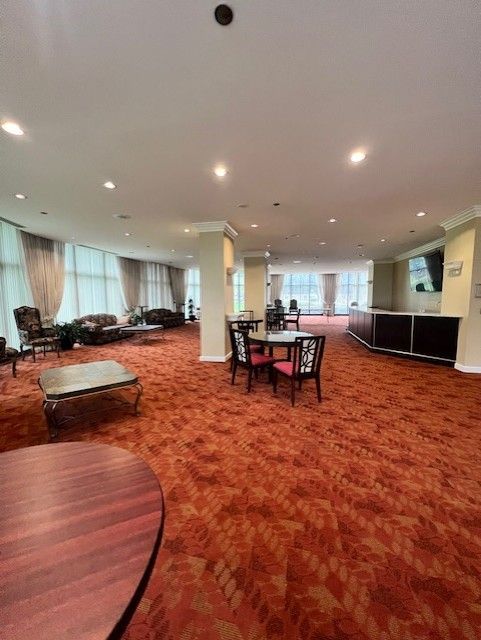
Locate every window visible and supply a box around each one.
[233,270,244,313]
[0,221,32,347]
[185,268,200,315]
[57,244,123,320]
[140,262,173,310]
[281,273,321,314]
[335,271,368,314]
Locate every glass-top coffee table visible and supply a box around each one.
[120,324,165,343]
[38,360,142,439]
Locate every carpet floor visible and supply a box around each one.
[1,321,481,640]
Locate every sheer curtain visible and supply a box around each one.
[0,222,32,346]
[20,231,65,324]
[58,245,123,320]
[117,257,141,310]
[140,262,173,309]
[168,266,186,312]
[270,274,284,304]
[320,273,341,314]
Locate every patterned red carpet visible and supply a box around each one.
[1,320,481,640]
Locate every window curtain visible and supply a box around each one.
[0,221,33,346]
[168,266,186,312]
[140,262,173,309]
[270,274,284,304]
[20,230,65,324]
[117,257,141,311]
[320,273,341,314]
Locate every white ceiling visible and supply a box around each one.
[1,1,480,273]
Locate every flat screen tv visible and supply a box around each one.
[409,251,443,292]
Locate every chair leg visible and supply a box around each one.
[231,362,237,385]
[273,368,278,394]
[32,346,36,363]
[12,359,17,377]
[247,368,253,393]
[20,344,25,361]
[57,341,60,358]
[316,376,322,402]
[290,377,296,407]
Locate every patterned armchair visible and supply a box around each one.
[0,337,18,377]
[13,306,60,363]
[144,308,184,328]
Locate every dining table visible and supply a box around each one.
[248,329,314,359]
[0,442,164,640]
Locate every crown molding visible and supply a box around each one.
[440,205,481,231]
[393,237,445,263]
[242,250,270,259]
[191,221,238,240]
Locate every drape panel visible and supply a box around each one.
[320,273,341,314]
[20,231,65,323]
[117,257,141,310]
[270,274,284,304]
[140,262,173,309]
[168,266,186,312]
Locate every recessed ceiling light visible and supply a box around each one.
[129,251,135,254]
[273,202,280,207]
[329,218,337,223]
[171,249,176,252]
[103,181,116,189]
[380,238,386,242]
[319,241,327,245]
[112,213,131,220]
[124,232,132,237]
[409,230,415,233]
[40,211,48,215]
[213,165,228,177]
[237,203,249,208]
[146,244,151,248]
[186,255,194,258]
[2,121,24,136]
[267,244,271,247]
[357,244,364,248]
[416,211,427,217]
[14,193,27,200]
[358,253,365,257]
[293,260,301,264]
[250,224,259,228]
[184,228,190,232]
[350,150,366,163]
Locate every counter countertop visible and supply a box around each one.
[352,307,461,319]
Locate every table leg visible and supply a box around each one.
[134,383,143,415]
[43,400,59,440]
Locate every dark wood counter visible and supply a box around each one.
[348,308,460,365]
[0,442,164,640]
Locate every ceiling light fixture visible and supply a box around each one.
[319,241,327,245]
[184,228,190,232]
[124,232,131,237]
[2,121,24,136]
[171,249,176,252]
[237,203,249,208]
[293,260,301,264]
[186,255,194,258]
[112,213,131,220]
[250,224,259,228]
[40,211,48,215]
[103,181,116,190]
[381,238,386,242]
[329,218,337,223]
[15,193,27,200]
[213,165,228,178]
[350,150,366,163]
[273,202,280,207]
[416,211,427,217]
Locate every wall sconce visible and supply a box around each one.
[226,266,238,276]
[444,260,463,277]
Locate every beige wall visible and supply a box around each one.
[369,262,394,309]
[392,258,442,312]
[244,256,267,320]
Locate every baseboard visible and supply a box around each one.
[454,362,481,374]
[199,352,232,363]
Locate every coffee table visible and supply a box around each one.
[38,359,142,439]
[0,442,164,640]
[120,323,164,343]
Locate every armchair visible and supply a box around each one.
[13,306,60,362]
[0,337,18,377]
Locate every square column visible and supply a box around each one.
[243,252,268,321]
[193,221,237,362]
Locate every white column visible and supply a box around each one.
[192,221,237,362]
[243,252,268,321]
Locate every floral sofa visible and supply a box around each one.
[145,308,184,328]
[75,313,131,345]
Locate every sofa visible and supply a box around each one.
[144,308,184,328]
[75,313,131,345]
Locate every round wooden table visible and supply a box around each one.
[249,330,314,358]
[0,442,164,640]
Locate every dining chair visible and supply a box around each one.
[272,335,326,406]
[230,328,276,392]
[322,305,332,323]
[284,308,301,331]
[289,299,298,311]
[266,308,285,330]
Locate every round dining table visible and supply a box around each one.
[0,442,164,640]
[249,330,314,358]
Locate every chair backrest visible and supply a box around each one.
[289,299,298,310]
[0,337,6,359]
[229,328,251,365]
[293,335,326,377]
[230,320,255,334]
[13,306,43,338]
[274,299,283,308]
[239,309,254,321]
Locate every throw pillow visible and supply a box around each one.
[117,315,131,325]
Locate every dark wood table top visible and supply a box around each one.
[249,330,313,347]
[0,442,164,640]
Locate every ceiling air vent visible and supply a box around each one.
[0,216,26,228]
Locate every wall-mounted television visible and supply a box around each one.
[409,251,444,292]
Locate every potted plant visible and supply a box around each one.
[128,307,142,326]
[54,321,88,350]
[187,298,196,322]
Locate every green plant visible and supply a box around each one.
[54,321,88,349]
[187,298,196,321]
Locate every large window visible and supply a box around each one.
[0,221,32,347]
[281,273,321,313]
[58,245,123,320]
[185,268,200,314]
[233,270,244,313]
[140,262,173,310]
[335,272,368,314]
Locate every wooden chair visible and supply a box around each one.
[272,335,326,406]
[230,328,276,392]
[266,308,285,330]
[0,337,18,377]
[13,306,60,362]
[284,309,301,331]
